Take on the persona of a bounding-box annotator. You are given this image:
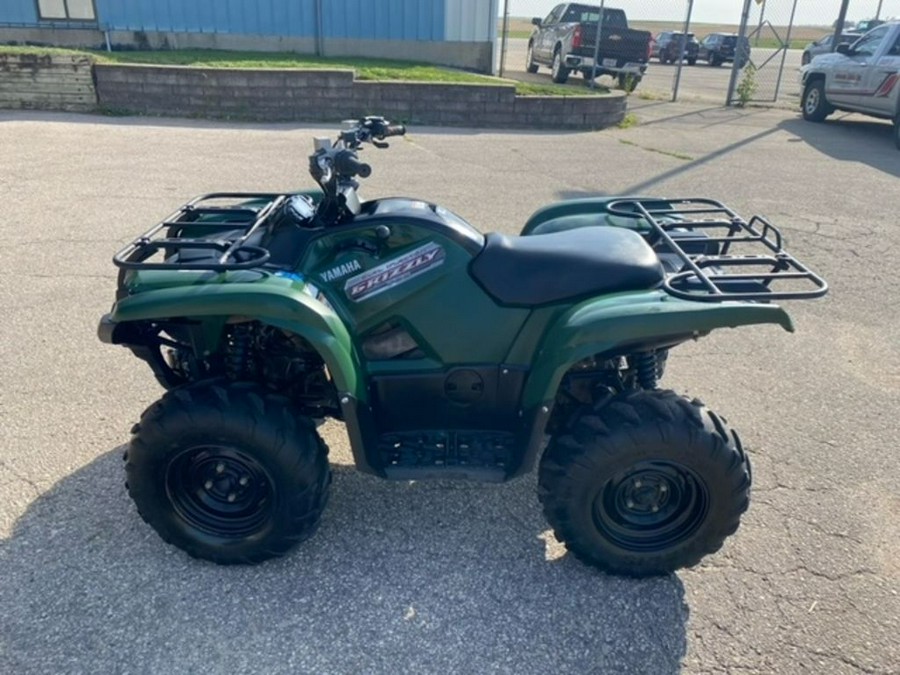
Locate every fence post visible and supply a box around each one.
[589,0,606,88]
[773,0,799,100]
[726,0,753,106]
[672,0,694,102]
[499,0,510,77]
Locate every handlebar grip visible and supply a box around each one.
[382,124,406,138]
[335,150,371,178]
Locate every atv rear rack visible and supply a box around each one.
[607,198,828,302]
[113,193,286,271]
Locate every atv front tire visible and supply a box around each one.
[538,390,750,577]
[125,382,331,564]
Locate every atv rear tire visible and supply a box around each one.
[538,390,750,577]
[125,382,331,564]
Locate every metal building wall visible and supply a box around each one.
[1,0,499,43]
[444,0,496,41]
[0,0,496,72]
[92,0,452,41]
[321,0,445,41]
[1,0,38,24]
[94,0,317,37]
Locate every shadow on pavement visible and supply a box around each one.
[778,116,899,178]
[0,448,688,674]
[621,126,779,194]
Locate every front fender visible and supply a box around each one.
[522,290,793,408]
[107,275,363,400]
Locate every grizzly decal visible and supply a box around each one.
[345,242,445,302]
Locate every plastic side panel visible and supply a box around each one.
[520,196,670,235]
[522,291,794,408]
[110,280,363,399]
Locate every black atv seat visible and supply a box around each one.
[470,227,664,306]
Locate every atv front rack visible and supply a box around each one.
[113,193,286,271]
[607,198,828,302]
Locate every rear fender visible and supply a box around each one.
[106,275,363,400]
[522,290,793,409]
[521,196,670,235]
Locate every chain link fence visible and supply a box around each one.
[498,1,900,105]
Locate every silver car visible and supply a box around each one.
[802,32,862,65]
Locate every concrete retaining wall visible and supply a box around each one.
[92,64,626,130]
[0,53,96,112]
[0,55,626,130]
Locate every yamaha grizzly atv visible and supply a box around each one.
[99,117,827,576]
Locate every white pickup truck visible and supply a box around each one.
[800,21,900,149]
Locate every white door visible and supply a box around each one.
[828,26,891,109]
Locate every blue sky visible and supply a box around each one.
[504,0,900,26]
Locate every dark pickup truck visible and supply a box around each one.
[526,3,652,89]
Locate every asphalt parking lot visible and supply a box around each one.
[1,103,898,674]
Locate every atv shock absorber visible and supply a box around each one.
[226,324,253,380]
[634,352,659,390]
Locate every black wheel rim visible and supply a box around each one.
[165,445,275,538]
[592,460,709,552]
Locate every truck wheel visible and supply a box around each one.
[802,79,833,122]
[687,58,696,66]
[526,42,539,74]
[125,382,331,564]
[801,52,811,66]
[538,390,751,577]
[551,49,570,84]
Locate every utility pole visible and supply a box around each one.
[875,0,884,20]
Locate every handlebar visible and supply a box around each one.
[309,117,405,219]
[373,121,407,140]
[334,150,371,178]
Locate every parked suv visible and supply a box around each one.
[653,31,699,65]
[698,33,750,67]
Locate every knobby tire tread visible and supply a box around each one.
[125,381,331,565]
[538,389,751,576]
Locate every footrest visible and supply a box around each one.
[379,430,515,482]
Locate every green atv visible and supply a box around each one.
[99,117,827,576]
